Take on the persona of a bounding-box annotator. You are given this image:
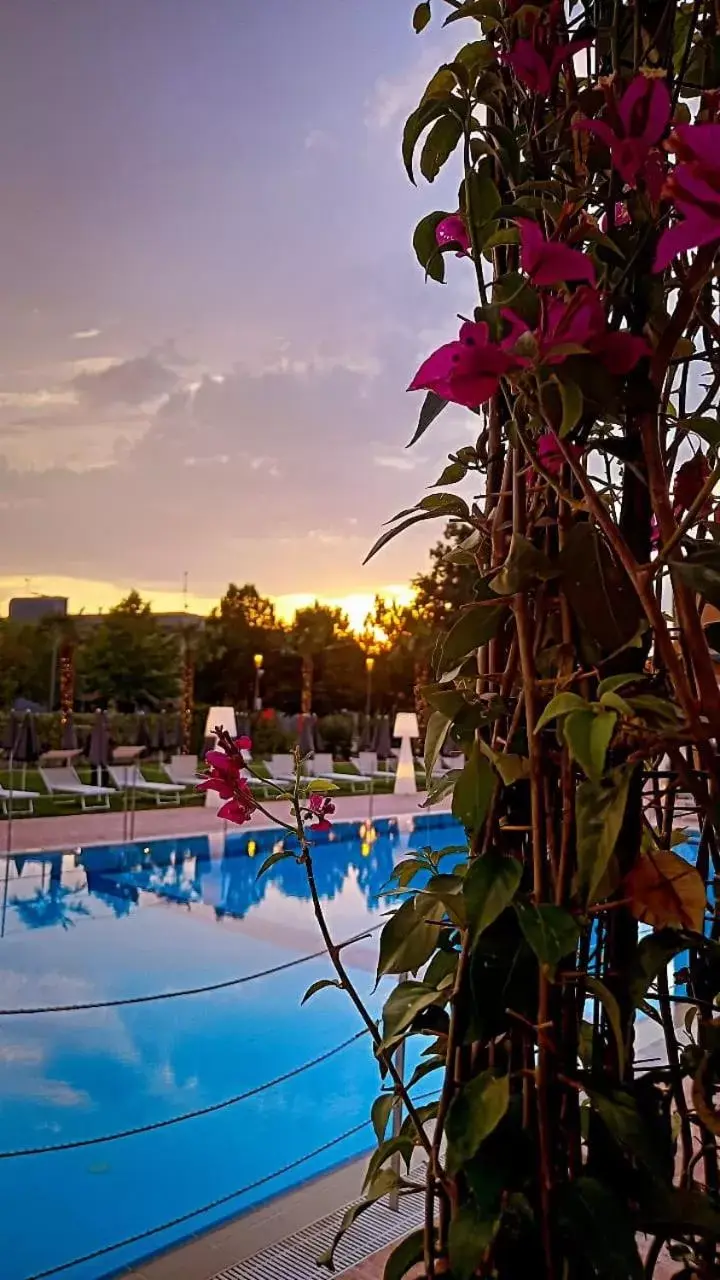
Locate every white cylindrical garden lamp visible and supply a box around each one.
[202,706,238,808]
[393,711,418,795]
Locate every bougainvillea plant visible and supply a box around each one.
[210,0,720,1274]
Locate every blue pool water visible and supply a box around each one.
[0,813,465,1280]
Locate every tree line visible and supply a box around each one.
[0,527,475,715]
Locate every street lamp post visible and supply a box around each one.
[253,653,264,711]
[365,654,375,721]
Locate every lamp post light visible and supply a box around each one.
[253,653,264,711]
[365,654,375,721]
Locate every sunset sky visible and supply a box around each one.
[0,1,475,625]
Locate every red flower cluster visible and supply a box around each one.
[304,792,335,832]
[504,2,590,98]
[654,123,720,270]
[574,74,670,195]
[409,222,650,410]
[673,452,713,521]
[435,213,471,256]
[197,737,256,826]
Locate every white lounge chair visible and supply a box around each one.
[40,766,116,812]
[108,765,182,806]
[358,751,396,778]
[164,754,200,787]
[0,785,41,816]
[310,753,374,790]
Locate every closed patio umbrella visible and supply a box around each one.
[3,710,20,757]
[134,712,153,756]
[154,712,179,760]
[61,715,78,751]
[88,710,110,786]
[373,714,392,761]
[13,712,40,787]
[298,714,314,758]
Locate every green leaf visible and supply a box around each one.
[376,894,445,980]
[307,778,339,793]
[490,534,556,595]
[371,1093,396,1144]
[640,1185,720,1236]
[382,979,443,1044]
[515,902,580,978]
[464,162,500,244]
[424,710,452,782]
[438,602,507,672]
[407,389,448,448]
[417,492,469,517]
[420,113,464,183]
[301,978,342,1006]
[558,379,583,437]
[535,691,589,731]
[363,510,444,565]
[433,459,467,485]
[363,1135,414,1191]
[256,848,294,879]
[448,1202,500,1280]
[563,707,617,783]
[445,1071,509,1173]
[402,98,454,183]
[480,743,530,785]
[672,558,720,609]
[574,765,632,904]
[464,853,522,943]
[412,211,447,284]
[423,768,463,807]
[318,1170,405,1271]
[382,1228,425,1280]
[559,523,644,659]
[628,929,686,1009]
[677,415,720,447]
[587,1087,666,1174]
[558,1178,644,1279]
[452,746,495,836]
[454,40,496,76]
[412,1,431,32]
[586,976,626,1077]
[599,690,634,716]
[597,673,638,696]
[444,0,501,25]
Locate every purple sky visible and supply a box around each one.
[0,0,474,618]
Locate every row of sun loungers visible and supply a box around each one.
[0,749,458,817]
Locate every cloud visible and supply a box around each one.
[72,328,102,340]
[374,453,420,471]
[0,389,77,409]
[71,354,180,408]
[304,128,334,151]
[365,45,444,131]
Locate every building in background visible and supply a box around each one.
[8,596,68,622]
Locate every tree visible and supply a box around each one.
[78,591,180,709]
[288,603,350,714]
[412,522,476,626]
[195,583,280,707]
[268,5,720,1277]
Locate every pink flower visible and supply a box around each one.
[435,214,471,256]
[575,75,671,188]
[654,124,720,271]
[539,288,651,372]
[305,792,335,831]
[537,431,582,476]
[504,5,590,97]
[197,748,257,826]
[409,320,519,409]
[235,736,252,752]
[517,218,595,286]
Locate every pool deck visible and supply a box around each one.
[0,791,447,855]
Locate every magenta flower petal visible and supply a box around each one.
[643,78,671,145]
[599,332,651,374]
[436,214,471,256]
[671,123,720,168]
[548,37,591,83]
[505,43,551,96]
[653,213,720,272]
[518,218,595,286]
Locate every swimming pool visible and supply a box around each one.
[0,813,465,1280]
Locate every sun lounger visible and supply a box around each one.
[0,785,41,816]
[108,766,182,806]
[307,754,375,790]
[40,766,115,812]
[163,755,200,787]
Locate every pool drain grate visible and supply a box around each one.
[210,1180,426,1279]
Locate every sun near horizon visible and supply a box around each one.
[0,576,416,634]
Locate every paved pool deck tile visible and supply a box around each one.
[0,791,449,856]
